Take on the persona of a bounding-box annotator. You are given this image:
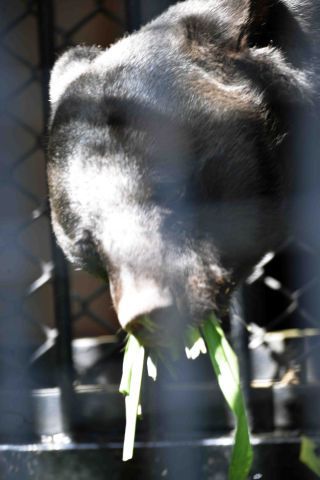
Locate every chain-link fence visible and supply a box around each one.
[0,0,319,477]
[0,0,133,442]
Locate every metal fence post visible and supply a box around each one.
[36,0,75,436]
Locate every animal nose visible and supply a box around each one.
[112,274,174,332]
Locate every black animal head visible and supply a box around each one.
[48,0,316,347]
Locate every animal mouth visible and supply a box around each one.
[126,313,186,355]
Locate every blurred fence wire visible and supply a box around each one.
[0,0,319,446]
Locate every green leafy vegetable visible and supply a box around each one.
[201,314,253,480]
[300,436,320,477]
[120,312,253,479]
[146,354,158,381]
[185,325,207,359]
[119,335,145,461]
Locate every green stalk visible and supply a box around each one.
[201,314,253,480]
[300,436,320,477]
[119,335,145,461]
[120,313,253,475]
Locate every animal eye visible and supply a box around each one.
[75,230,95,257]
[74,231,107,279]
[107,110,126,128]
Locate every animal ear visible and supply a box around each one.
[183,0,278,52]
[49,45,101,105]
[236,0,306,53]
[236,0,274,50]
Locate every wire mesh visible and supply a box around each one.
[243,236,320,388]
[0,0,319,444]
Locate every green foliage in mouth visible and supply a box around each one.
[119,313,253,480]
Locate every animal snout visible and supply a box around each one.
[110,272,175,344]
[125,305,179,348]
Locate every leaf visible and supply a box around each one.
[201,313,253,480]
[120,313,253,469]
[300,436,320,477]
[185,326,207,360]
[119,335,145,461]
[147,354,158,381]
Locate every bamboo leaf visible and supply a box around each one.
[300,436,320,477]
[201,314,253,480]
[185,326,207,360]
[147,354,158,381]
[119,335,145,461]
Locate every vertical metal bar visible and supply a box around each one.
[125,0,141,32]
[36,0,75,434]
[230,290,252,412]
